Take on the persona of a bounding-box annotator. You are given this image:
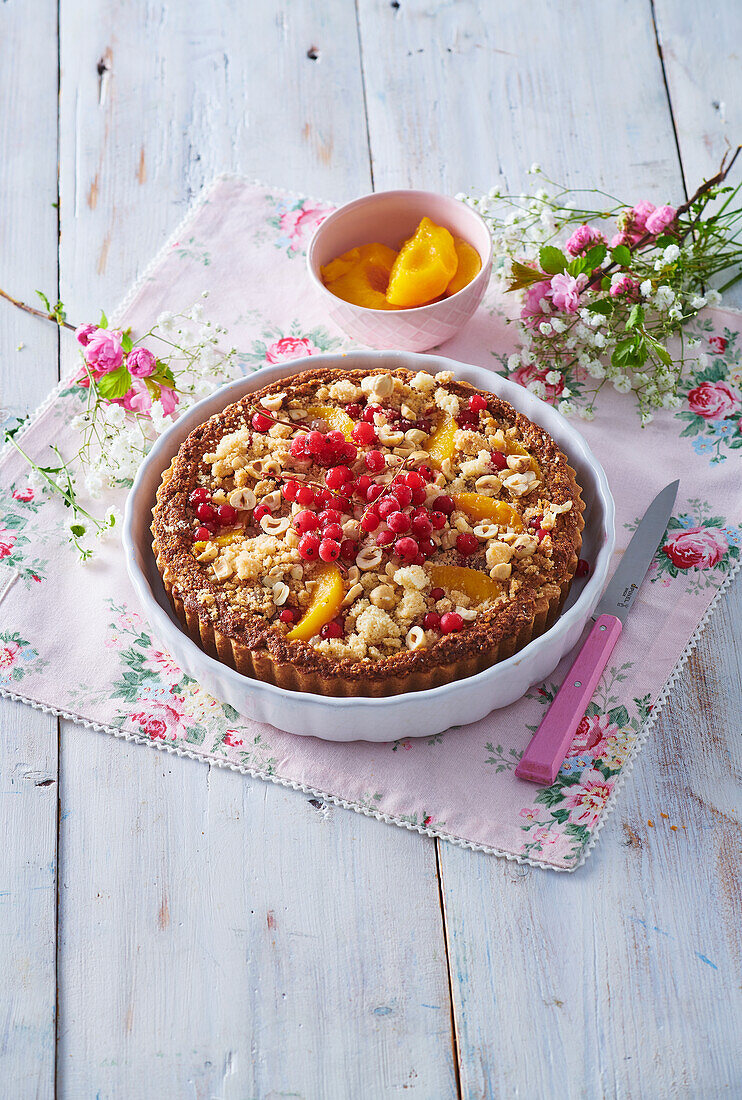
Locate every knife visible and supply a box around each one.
[514,479,680,786]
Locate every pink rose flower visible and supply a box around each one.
[127,695,187,741]
[511,363,565,401]
[12,487,34,502]
[562,769,614,828]
[0,528,17,559]
[663,526,728,571]
[124,379,152,414]
[143,648,182,684]
[610,232,628,249]
[615,200,656,245]
[571,713,620,758]
[127,347,157,377]
[223,730,244,748]
[519,807,539,821]
[565,224,605,256]
[264,335,320,364]
[549,272,587,313]
[645,204,677,235]
[519,279,553,329]
[687,380,741,420]
[709,336,728,354]
[0,640,21,671]
[279,202,334,252]
[610,274,639,299]
[75,322,98,347]
[84,329,124,374]
[158,385,179,416]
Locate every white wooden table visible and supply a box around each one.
[2,3,741,1096]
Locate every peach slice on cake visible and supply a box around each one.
[286,563,345,642]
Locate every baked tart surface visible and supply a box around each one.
[152,366,584,697]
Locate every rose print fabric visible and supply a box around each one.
[1,179,740,870]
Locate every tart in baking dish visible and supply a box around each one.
[152,366,584,697]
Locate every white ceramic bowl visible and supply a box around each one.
[307,190,493,351]
[123,351,615,742]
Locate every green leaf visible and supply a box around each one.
[586,299,613,316]
[626,304,644,330]
[97,365,132,400]
[99,310,109,329]
[35,290,52,312]
[653,343,672,366]
[539,245,567,275]
[611,244,631,267]
[607,704,630,728]
[70,524,86,538]
[121,332,133,354]
[584,243,607,270]
[506,260,546,292]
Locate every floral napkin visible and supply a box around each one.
[1,178,740,870]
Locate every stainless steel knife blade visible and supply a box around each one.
[594,479,680,623]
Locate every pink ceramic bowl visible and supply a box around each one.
[306,190,493,352]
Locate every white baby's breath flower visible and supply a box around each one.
[586,359,606,379]
[640,279,653,298]
[558,399,575,416]
[662,244,681,264]
[526,380,547,399]
[507,354,521,372]
[157,310,176,333]
[545,370,562,385]
[653,285,675,312]
[613,376,632,394]
[592,332,607,348]
[706,288,722,305]
[578,406,595,421]
[539,321,553,336]
[528,163,541,175]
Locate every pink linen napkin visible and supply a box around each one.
[1,177,740,870]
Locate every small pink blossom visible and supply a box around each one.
[75,323,98,347]
[264,335,320,364]
[663,526,728,571]
[610,274,639,299]
[519,279,553,329]
[549,272,587,313]
[645,204,676,235]
[143,649,182,684]
[519,807,539,821]
[571,713,620,759]
[157,385,179,416]
[84,329,124,374]
[125,379,152,414]
[127,347,157,378]
[615,200,656,245]
[279,202,334,252]
[12,487,34,502]
[0,640,21,671]
[565,224,605,256]
[0,528,17,559]
[562,769,614,828]
[610,232,628,249]
[687,380,740,420]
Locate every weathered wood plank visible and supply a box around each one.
[0,3,60,1097]
[54,3,455,1097]
[357,0,742,1094]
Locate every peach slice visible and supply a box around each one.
[307,404,356,442]
[286,563,345,642]
[423,415,458,466]
[499,438,541,479]
[444,237,482,297]
[428,564,503,603]
[453,492,524,531]
[321,243,398,310]
[193,530,246,554]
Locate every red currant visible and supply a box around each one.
[341,441,358,463]
[456,532,479,556]
[279,608,296,624]
[340,538,358,561]
[294,509,318,534]
[216,503,237,526]
[253,504,272,524]
[327,429,345,448]
[345,403,363,419]
[366,483,384,502]
[404,471,426,492]
[457,409,479,428]
[418,537,436,557]
[411,485,427,505]
[429,510,446,530]
[325,465,353,490]
[320,619,344,640]
[318,508,342,527]
[194,525,211,541]
[290,435,309,459]
[417,464,434,482]
[378,496,400,520]
[362,403,382,423]
[536,527,549,542]
[468,393,488,413]
[354,474,372,498]
[393,483,413,507]
[395,536,419,562]
[319,538,341,562]
[352,420,377,445]
[282,479,299,502]
[411,513,432,537]
[440,612,464,634]
[252,411,272,433]
[323,523,344,541]
[430,587,445,602]
[361,511,380,533]
[365,450,385,473]
[376,529,395,547]
[576,559,591,578]
[298,533,320,560]
[435,495,455,516]
[423,612,441,631]
[195,502,216,523]
[387,511,410,534]
[189,486,210,506]
[305,430,323,452]
[295,485,315,507]
[490,450,507,471]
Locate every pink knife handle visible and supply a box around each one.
[515,614,623,785]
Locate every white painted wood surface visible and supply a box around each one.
[1,2,740,1097]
